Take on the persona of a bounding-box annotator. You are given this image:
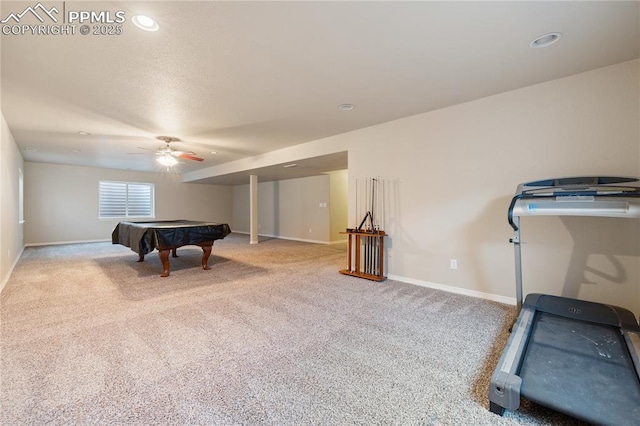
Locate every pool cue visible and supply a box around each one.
[367,178,371,275]
[365,235,369,274]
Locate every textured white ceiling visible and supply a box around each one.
[1,1,638,184]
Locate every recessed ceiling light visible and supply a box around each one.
[338,104,355,111]
[24,147,37,152]
[283,163,301,168]
[77,131,92,136]
[209,151,218,155]
[529,32,562,48]
[71,149,81,153]
[132,15,159,32]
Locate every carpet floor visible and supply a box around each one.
[1,233,585,425]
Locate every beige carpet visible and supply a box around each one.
[1,233,584,425]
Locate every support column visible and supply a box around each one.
[250,174,259,244]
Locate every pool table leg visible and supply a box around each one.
[158,249,171,277]
[202,243,213,270]
[137,253,144,262]
[172,248,178,258]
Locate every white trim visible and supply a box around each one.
[11,236,515,306]
[230,235,514,309]
[0,245,25,294]
[387,274,516,306]
[25,238,111,247]
[329,239,348,245]
[233,231,329,245]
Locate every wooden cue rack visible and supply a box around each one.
[339,229,386,282]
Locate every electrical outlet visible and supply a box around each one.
[450,259,458,270]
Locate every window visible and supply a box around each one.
[99,181,154,219]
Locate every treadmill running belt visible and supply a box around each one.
[519,312,640,425]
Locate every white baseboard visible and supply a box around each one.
[25,238,111,247]
[0,245,25,294]
[15,235,515,306]
[233,231,330,245]
[387,274,516,306]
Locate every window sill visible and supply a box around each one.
[99,217,156,221]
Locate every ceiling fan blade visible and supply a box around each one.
[178,153,204,162]
[170,150,197,157]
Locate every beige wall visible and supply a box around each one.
[222,60,640,314]
[232,175,334,243]
[1,113,25,290]
[329,170,348,242]
[345,60,640,313]
[6,60,640,314]
[24,162,233,245]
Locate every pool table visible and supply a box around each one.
[112,220,231,277]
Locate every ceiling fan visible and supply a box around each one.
[140,136,205,167]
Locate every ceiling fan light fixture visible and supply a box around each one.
[132,15,159,32]
[157,154,178,167]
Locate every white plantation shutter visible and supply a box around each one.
[99,181,154,218]
[126,184,152,216]
[99,181,126,217]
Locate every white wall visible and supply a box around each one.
[345,60,640,313]
[233,175,333,243]
[1,113,24,291]
[24,162,233,245]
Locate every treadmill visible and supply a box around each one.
[489,176,640,425]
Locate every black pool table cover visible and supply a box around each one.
[112,220,231,255]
